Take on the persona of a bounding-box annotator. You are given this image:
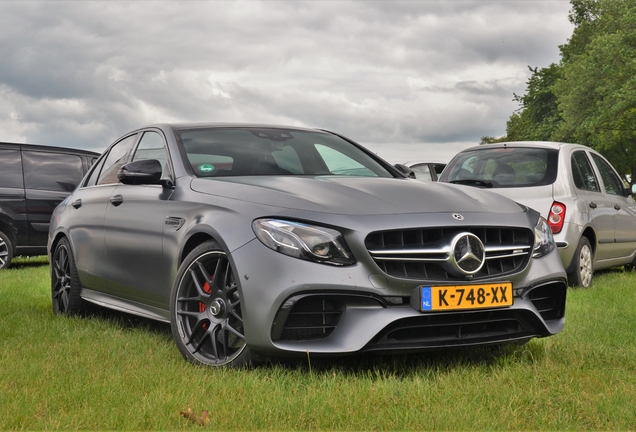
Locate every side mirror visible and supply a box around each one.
[394,164,416,179]
[118,159,163,185]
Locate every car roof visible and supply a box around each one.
[0,141,100,156]
[149,122,326,134]
[404,160,448,166]
[458,141,589,153]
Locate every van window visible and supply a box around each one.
[22,151,83,192]
[0,149,24,189]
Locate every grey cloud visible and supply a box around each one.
[0,0,573,158]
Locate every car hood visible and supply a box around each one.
[190,176,526,216]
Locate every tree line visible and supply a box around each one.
[483,0,636,181]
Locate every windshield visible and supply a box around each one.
[176,128,393,178]
[440,147,559,188]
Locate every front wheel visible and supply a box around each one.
[0,231,13,270]
[568,237,593,288]
[170,241,251,367]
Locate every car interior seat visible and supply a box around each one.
[492,163,516,185]
[451,167,472,181]
[251,154,292,175]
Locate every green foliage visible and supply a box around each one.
[504,0,636,180]
[507,64,563,142]
[479,135,508,144]
[554,0,636,180]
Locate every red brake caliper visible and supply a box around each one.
[199,281,212,313]
[199,280,213,330]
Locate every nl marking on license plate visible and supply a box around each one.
[420,282,513,311]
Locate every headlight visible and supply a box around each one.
[252,218,355,266]
[533,216,556,258]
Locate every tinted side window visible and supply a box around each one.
[0,149,24,189]
[132,131,170,178]
[97,134,138,185]
[22,151,83,192]
[433,164,445,176]
[590,153,624,196]
[83,155,107,188]
[571,151,600,192]
[410,164,432,181]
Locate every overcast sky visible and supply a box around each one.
[0,0,573,162]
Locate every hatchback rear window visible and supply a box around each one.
[441,147,559,188]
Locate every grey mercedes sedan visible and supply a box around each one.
[49,123,567,367]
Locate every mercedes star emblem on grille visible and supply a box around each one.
[450,233,485,275]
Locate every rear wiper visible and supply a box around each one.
[450,179,493,188]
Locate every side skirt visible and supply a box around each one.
[81,288,171,323]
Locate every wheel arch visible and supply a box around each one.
[180,232,219,265]
[49,231,70,258]
[581,226,596,256]
[564,227,596,275]
[0,220,17,254]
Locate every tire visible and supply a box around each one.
[170,241,251,367]
[567,237,593,288]
[0,231,13,270]
[51,238,85,315]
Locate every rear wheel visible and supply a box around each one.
[170,241,251,367]
[0,231,13,270]
[51,238,85,314]
[568,237,593,288]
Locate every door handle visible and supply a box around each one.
[72,199,82,209]
[589,202,597,209]
[109,195,124,207]
[614,204,621,210]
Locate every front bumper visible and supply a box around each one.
[230,234,567,357]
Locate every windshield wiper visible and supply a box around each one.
[450,179,493,188]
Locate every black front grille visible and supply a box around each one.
[365,309,542,351]
[272,296,345,341]
[366,227,533,281]
[527,281,567,322]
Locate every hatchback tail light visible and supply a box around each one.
[548,202,566,234]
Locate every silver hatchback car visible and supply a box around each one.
[439,141,636,288]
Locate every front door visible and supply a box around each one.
[102,130,175,309]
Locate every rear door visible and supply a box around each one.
[570,150,614,260]
[67,134,138,289]
[23,150,86,248]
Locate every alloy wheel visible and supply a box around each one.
[52,242,72,314]
[173,250,246,366]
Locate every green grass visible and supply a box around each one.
[1,256,635,430]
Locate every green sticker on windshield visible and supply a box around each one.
[198,164,214,173]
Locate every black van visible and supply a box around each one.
[0,142,100,269]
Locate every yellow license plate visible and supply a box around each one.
[420,282,513,311]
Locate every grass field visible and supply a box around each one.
[1,256,635,430]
